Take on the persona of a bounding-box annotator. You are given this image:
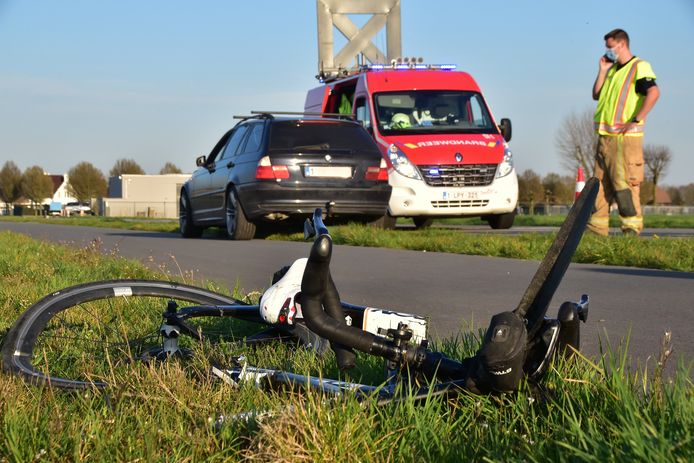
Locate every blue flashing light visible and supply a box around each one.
[395,64,410,70]
[370,64,385,70]
[440,64,457,70]
[414,64,428,70]
[428,168,440,176]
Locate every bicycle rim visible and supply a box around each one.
[2,280,268,390]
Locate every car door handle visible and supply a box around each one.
[226,161,235,168]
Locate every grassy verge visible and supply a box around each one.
[0,215,180,233]
[4,213,694,230]
[266,225,694,272]
[0,232,692,461]
[439,214,694,228]
[2,215,694,271]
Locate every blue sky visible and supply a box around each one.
[1,0,693,185]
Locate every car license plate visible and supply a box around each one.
[304,166,352,178]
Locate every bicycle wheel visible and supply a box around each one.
[1,279,274,390]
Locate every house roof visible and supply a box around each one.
[655,186,672,205]
[48,175,65,196]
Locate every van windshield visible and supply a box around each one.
[374,91,497,135]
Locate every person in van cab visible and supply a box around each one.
[390,112,412,129]
[412,95,436,125]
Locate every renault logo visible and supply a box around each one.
[455,152,463,162]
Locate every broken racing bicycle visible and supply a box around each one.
[1,178,598,403]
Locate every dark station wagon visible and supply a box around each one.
[179,113,392,239]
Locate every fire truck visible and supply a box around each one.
[304,61,518,229]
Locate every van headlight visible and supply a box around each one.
[388,144,421,180]
[496,146,514,178]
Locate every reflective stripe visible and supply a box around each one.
[588,216,609,225]
[613,59,641,125]
[594,122,644,135]
[621,216,643,225]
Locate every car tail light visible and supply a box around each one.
[256,156,289,180]
[365,158,389,181]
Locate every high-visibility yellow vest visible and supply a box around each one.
[594,58,656,137]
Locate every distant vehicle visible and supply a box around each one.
[64,202,94,216]
[305,63,518,229]
[48,202,63,216]
[179,113,392,240]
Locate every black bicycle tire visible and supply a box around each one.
[1,279,257,390]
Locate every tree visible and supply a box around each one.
[681,183,694,205]
[21,166,53,214]
[159,162,182,174]
[517,169,544,214]
[643,144,672,205]
[542,172,574,204]
[0,161,23,213]
[665,186,684,206]
[110,158,145,177]
[67,162,107,203]
[640,180,654,206]
[555,108,598,177]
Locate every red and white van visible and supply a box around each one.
[305,64,518,229]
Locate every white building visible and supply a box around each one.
[101,174,191,219]
[46,174,78,206]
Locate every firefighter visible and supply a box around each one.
[390,112,412,129]
[588,28,660,236]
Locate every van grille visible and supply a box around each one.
[431,200,490,208]
[419,164,497,187]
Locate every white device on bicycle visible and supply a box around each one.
[260,257,428,342]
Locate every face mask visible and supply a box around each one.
[605,47,618,63]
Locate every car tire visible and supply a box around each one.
[368,212,396,230]
[486,212,515,229]
[226,189,256,240]
[413,217,434,229]
[179,191,203,238]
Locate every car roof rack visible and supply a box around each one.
[232,111,356,121]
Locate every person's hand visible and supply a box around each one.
[599,55,613,73]
[619,121,638,134]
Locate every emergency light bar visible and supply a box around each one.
[359,63,457,72]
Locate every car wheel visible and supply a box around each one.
[179,192,203,238]
[413,217,434,229]
[486,212,515,229]
[368,212,396,230]
[226,189,256,240]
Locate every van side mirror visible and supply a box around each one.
[195,155,207,167]
[499,118,512,142]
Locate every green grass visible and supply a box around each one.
[0,215,180,233]
[266,225,694,272]
[0,232,692,461]
[4,212,694,231]
[2,215,694,272]
[438,213,694,228]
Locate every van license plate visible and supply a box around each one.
[304,166,352,178]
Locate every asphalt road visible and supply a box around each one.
[2,221,692,374]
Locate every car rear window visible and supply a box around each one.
[268,121,378,153]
